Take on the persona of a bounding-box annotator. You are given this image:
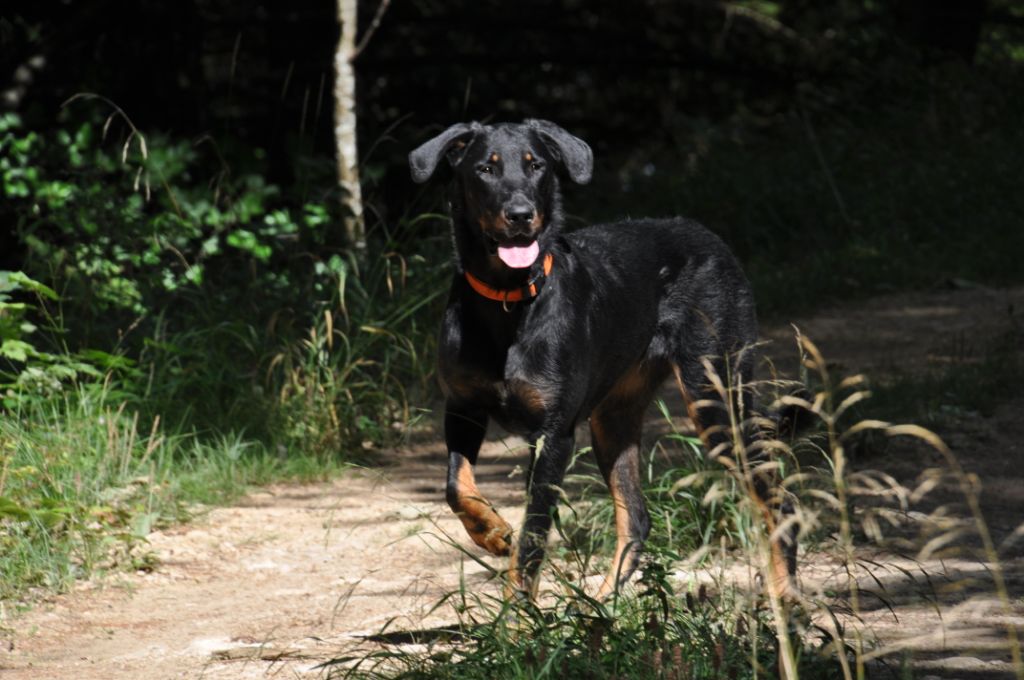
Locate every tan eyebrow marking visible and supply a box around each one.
[524,152,534,162]
[489,152,500,163]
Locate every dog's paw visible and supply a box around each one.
[461,512,514,556]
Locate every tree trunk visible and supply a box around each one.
[334,0,364,250]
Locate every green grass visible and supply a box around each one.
[326,558,841,679]
[0,381,351,604]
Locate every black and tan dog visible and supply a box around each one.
[409,119,794,599]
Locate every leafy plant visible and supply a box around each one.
[0,270,112,408]
[1,106,346,321]
[268,237,449,457]
[2,101,450,450]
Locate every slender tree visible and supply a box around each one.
[334,0,363,249]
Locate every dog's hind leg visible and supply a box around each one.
[445,405,514,557]
[590,403,651,599]
[672,356,797,598]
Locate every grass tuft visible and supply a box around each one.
[0,380,351,605]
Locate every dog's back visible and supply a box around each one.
[508,217,759,418]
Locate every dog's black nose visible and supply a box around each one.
[504,206,535,225]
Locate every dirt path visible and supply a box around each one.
[0,439,532,679]
[3,284,1023,679]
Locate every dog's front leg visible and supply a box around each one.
[444,405,514,556]
[507,430,575,598]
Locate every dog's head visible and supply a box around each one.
[410,120,592,271]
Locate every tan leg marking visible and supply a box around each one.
[595,443,644,600]
[452,457,513,557]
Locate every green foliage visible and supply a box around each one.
[1,107,343,319]
[328,548,839,680]
[0,102,449,601]
[0,271,59,365]
[532,551,782,675]
[270,247,448,456]
[2,102,449,455]
[0,384,173,599]
[0,270,113,408]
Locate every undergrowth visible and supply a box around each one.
[1,104,450,454]
[327,551,841,680]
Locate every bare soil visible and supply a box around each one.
[3,284,1023,679]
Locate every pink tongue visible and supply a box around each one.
[497,241,540,268]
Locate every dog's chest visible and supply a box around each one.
[439,357,549,436]
[437,291,562,430]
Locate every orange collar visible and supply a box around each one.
[464,253,554,306]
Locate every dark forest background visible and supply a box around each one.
[2,0,1023,464]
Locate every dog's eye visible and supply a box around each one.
[477,165,493,175]
[530,162,544,172]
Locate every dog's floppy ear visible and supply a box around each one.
[409,122,481,183]
[525,119,593,184]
